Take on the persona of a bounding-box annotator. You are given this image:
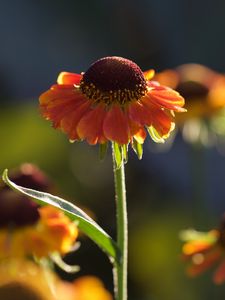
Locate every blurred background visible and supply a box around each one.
[1,0,225,299]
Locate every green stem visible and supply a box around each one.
[112,143,128,300]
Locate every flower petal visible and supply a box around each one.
[146,82,186,112]
[187,248,222,277]
[103,105,130,145]
[40,85,77,106]
[77,104,107,145]
[127,115,147,144]
[57,72,82,85]
[128,101,152,126]
[144,102,175,138]
[134,127,146,144]
[40,86,89,130]
[60,100,92,141]
[144,69,155,80]
[214,259,225,284]
[183,241,215,256]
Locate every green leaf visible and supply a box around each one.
[132,140,143,160]
[113,142,122,169]
[122,144,128,163]
[2,169,120,263]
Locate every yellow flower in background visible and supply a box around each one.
[155,64,225,147]
[23,205,78,257]
[181,215,225,284]
[0,258,57,300]
[0,259,112,300]
[58,276,113,300]
[0,164,78,259]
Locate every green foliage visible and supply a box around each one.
[113,142,123,169]
[131,140,143,160]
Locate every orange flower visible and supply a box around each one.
[0,258,58,299]
[0,259,112,300]
[181,218,225,284]
[0,165,78,259]
[40,57,185,150]
[154,64,225,123]
[58,276,113,300]
[154,64,225,146]
[24,206,78,257]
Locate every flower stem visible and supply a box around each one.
[112,143,128,300]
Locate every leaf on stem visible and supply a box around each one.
[2,169,120,263]
[113,142,123,169]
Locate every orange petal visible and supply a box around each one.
[103,105,130,145]
[187,248,221,277]
[127,116,146,144]
[57,72,82,85]
[128,101,152,126]
[40,87,88,129]
[214,258,225,284]
[144,69,155,80]
[60,100,92,141]
[183,241,214,256]
[134,127,146,144]
[146,83,186,112]
[39,85,77,105]
[77,104,107,145]
[144,101,174,137]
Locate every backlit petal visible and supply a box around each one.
[143,101,174,137]
[146,83,186,112]
[128,101,152,126]
[187,248,221,277]
[213,259,225,284]
[57,72,82,85]
[40,86,89,130]
[133,127,146,144]
[144,69,155,80]
[77,104,107,145]
[60,100,92,141]
[103,105,130,145]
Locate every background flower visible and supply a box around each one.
[0,259,112,300]
[155,64,225,148]
[0,164,78,259]
[181,214,225,284]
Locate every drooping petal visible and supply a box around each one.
[60,100,92,141]
[103,105,130,145]
[213,258,225,284]
[144,101,175,138]
[57,72,82,85]
[128,101,152,126]
[77,104,107,145]
[187,248,222,277]
[146,82,186,112]
[40,84,77,106]
[127,116,146,144]
[40,85,90,130]
[134,128,146,144]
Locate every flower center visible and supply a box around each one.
[0,190,40,228]
[177,81,209,101]
[80,56,147,105]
